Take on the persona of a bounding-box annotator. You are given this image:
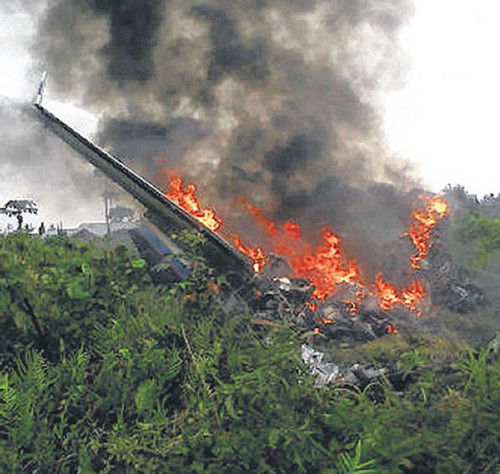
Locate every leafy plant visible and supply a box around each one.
[0,233,498,473]
[334,440,377,474]
[457,345,489,394]
[457,213,500,267]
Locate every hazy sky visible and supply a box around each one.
[382,0,500,195]
[1,0,498,206]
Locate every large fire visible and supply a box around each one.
[237,196,361,301]
[161,169,448,316]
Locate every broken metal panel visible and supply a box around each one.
[129,220,190,281]
[301,344,340,386]
[301,344,388,388]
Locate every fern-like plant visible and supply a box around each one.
[457,346,489,394]
[335,440,377,474]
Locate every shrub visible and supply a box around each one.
[0,233,498,473]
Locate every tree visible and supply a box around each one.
[0,200,38,230]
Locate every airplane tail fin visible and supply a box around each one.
[34,71,48,105]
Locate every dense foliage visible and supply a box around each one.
[457,213,500,268]
[0,233,498,473]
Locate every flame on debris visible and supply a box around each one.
[288,228,361,301]
[238,196,447,313]
[161,169,448,315]
[238,197,361,301]
[233,235,269,273]
[375,273,425,312]
[407,195,450,269]
[306,301,318,311]
[162,175,269,273]
[165,170,223,232]
[207,281,220,293]
[346,289,366,314]
[318,317,335,325]
[386,323,399,334]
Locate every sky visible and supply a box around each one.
[382,0,500,195]
[0,0,498,231]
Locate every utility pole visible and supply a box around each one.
[103,183,116,237]
[103,188,111,237]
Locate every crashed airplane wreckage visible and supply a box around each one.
[31,76,254,291]
[30,75,487,390]
[31,98,395,386]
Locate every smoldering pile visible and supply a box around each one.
[244,257,486,389]
[249,276,391,341]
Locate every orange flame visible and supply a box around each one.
[160,168,448,317]
[375,273,400,310]
[283,221,301,239]
[318,317,335,325]
[233,235,269,273]
[288,228,361,301]
[237,195,448,313]
[165,171,223,232]
[401,280,426,312]
[375,273,425,312]
[346,301,359,314]
[407,195,449,269]
[162,171,270,273]
[237,198,361,301]
[386,323,399,334]
[236,196,278,237]
[207,281,220,293]
[305,301,318,311]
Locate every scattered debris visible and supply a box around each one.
[301,344,388,388]
[250,276,394,342]
[301,344,341,386]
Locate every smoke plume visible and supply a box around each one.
[31,0,419,274]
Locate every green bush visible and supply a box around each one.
[457,213,500,268]
[0,233,498,473]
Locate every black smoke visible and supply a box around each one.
[192,5,269,85]
[31,0,420,273]
[89,0,164,81]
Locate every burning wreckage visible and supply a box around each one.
[32,79,486,389]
